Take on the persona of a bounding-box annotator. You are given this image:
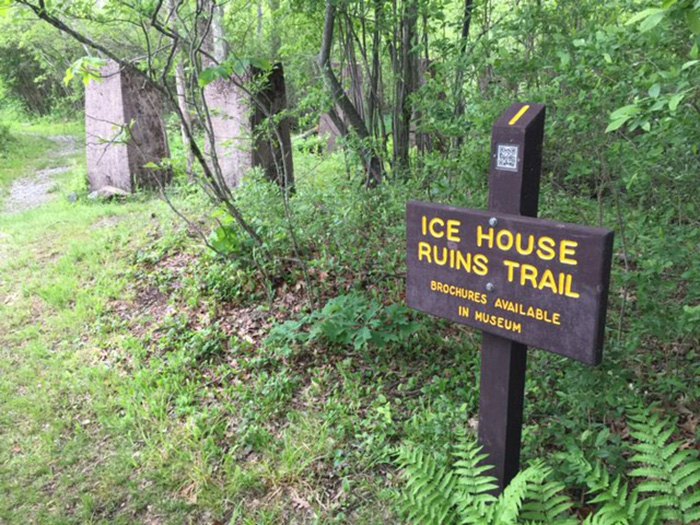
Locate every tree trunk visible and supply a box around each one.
[167,0,195,179]
[393,0,418,175]
[175,61,195,179]
[319,0,382,186]
[453,0,474,151]
[269,0,281,58]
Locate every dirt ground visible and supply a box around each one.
[2,135,80,215]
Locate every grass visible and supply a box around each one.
[0,105,83,192]
[0,122,204,522]
[0,125,402,522]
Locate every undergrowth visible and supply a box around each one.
[397,407,700,524]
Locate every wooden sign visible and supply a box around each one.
[405,103,615,493]
[406,203,613,365]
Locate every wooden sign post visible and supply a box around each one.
[406,103,614,493]
[480,103,545,492]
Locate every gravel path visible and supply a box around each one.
[2,135,80,215]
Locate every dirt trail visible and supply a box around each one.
[2,135,81,215]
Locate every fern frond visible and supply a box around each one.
[451,435,497,524]
[627,408,700,524]
[575,456,659,525]
[520,463,576,524]
[487,463,542,524]
[397,446,458,525]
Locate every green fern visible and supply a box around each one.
[397,408,699,525]
[520,462,577,524]
[627,409,700,524]
[488,463,543,524]
[451,435,497,523]
[397,446,458,525]
[398,435,574,525]
[575,455,658,525]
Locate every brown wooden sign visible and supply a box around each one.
[406,201,613,365]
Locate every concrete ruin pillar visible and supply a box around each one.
[204,79,252,189]
[204,64,294,190]
[251,64,294,189]
[85,61,171,192]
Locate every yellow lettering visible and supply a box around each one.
[428,217,445,238]
[538,269,558,294]
[552,313,561,325]
[520,264,539,288]
[564,274,580,298]
[536,236,556,260]
[503,259,519,282]
[474,311,522,334]
[560,240,578,265]
[418,241,432,263]
[454,251,471,272]
[473,254,489,276]
[434,247,448,265]
[515,233,534,255]
[476,226,494,248]
[446,220,461,242]
[496,229,514,251]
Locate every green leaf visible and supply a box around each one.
[668,93,684,111]
[0,0,12,18]
[640,10,667,32]
[250,57,272,71]
[199,65,230,87]
[627,8,666,31]
[64,56,107,87]
[606,117,629,133]
[648,83,661,98]
[610,104,640,120]
[686,8,700,35]
[63,67,74,87]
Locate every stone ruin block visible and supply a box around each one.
[251,64,294,189]
[204,63,294,189]
[85,61,171,192]
[204,79,251,189]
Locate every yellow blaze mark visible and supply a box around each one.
[509,105,530,126]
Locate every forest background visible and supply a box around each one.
[0,0,698,523]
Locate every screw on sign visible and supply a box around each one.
[405,103,614,493]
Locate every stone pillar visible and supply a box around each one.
[85,61,171,192]
[251,64,294,189]
[204,64,294,190]
[204,79,252,189]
